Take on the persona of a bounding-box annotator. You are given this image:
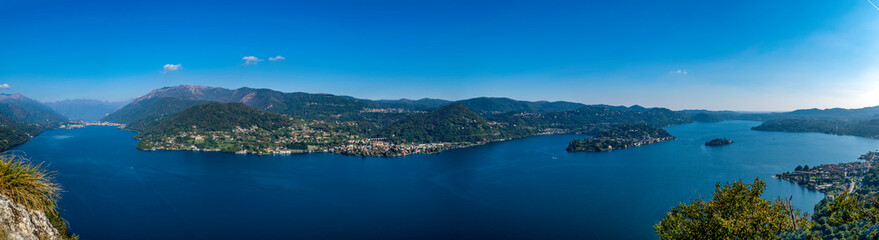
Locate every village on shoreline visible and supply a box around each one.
[775,151,879,198]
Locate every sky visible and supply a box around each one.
[1,0,878,111]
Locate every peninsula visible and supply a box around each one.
[107,85,692,156]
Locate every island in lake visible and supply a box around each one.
[705,138,733,146]
[566,124,675,152]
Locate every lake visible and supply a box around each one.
[10,121,879,239]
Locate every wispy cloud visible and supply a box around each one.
[669,69,688,75]
[163,64,182,72]
[269,55,285,61]
[868,0,879,11]
[0,84,9,89]
[243,56,263,65]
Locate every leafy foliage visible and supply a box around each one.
[654,179,811,239]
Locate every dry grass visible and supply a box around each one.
[0,154,59,214]
[0,153,76,239]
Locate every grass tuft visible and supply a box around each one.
[0,153,76,239]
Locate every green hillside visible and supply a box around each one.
[144,102,295,135]
[489,106,691,134]
[102,97,209,132]
[0,94,68,152]
[752,118,879,139]
[456,97,586,113]
[378,103,499,144]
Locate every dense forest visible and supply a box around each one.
[752,119,879,139]
[455,97,586,113]
[566,124,674,152]
[0,116,46,151]
[490,106,690,135]
[377,103,499,144]
[0,95,67,151]
[143,102,296,134]
[689,112,723,122]
[102,97,211,132]
[105,86,694,147]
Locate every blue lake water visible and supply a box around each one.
[10,121,879,239]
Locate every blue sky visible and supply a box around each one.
[1,0,878,111]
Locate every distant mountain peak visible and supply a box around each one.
[0,93,27,101]
[135,85,225,104]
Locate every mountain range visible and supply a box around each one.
[4,85,879,153]
[43,99,127,121]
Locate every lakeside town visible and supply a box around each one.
[775,151,879,198]
[133,118,495,157]
[58,121,125,129]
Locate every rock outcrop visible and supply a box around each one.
[0,194,61,240]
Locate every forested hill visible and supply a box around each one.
[566,124,674,152]
[0,94,67,125]
[143,102,295,135]
[103,97,210,132]
[0,94,68,151]
[377,103,498,144]
[593,123,673,139]
[110,85,372,122]
[105,85,689,133]
[747,105,879,138]
[454,97,586,113]
[371,98,451,110]
[681,105,879,123]
[488,106,690,134]
[0,114,46,151]
[752,119,879,139]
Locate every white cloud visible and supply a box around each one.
[0,84,9,89]
[242,56,263,65]
[269,55,285,61]
[163,64,182,72]
[669,69,688,75]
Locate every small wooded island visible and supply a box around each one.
[704,138,733,146]
[566,124,675,152]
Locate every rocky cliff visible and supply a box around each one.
[0,193,62,240]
